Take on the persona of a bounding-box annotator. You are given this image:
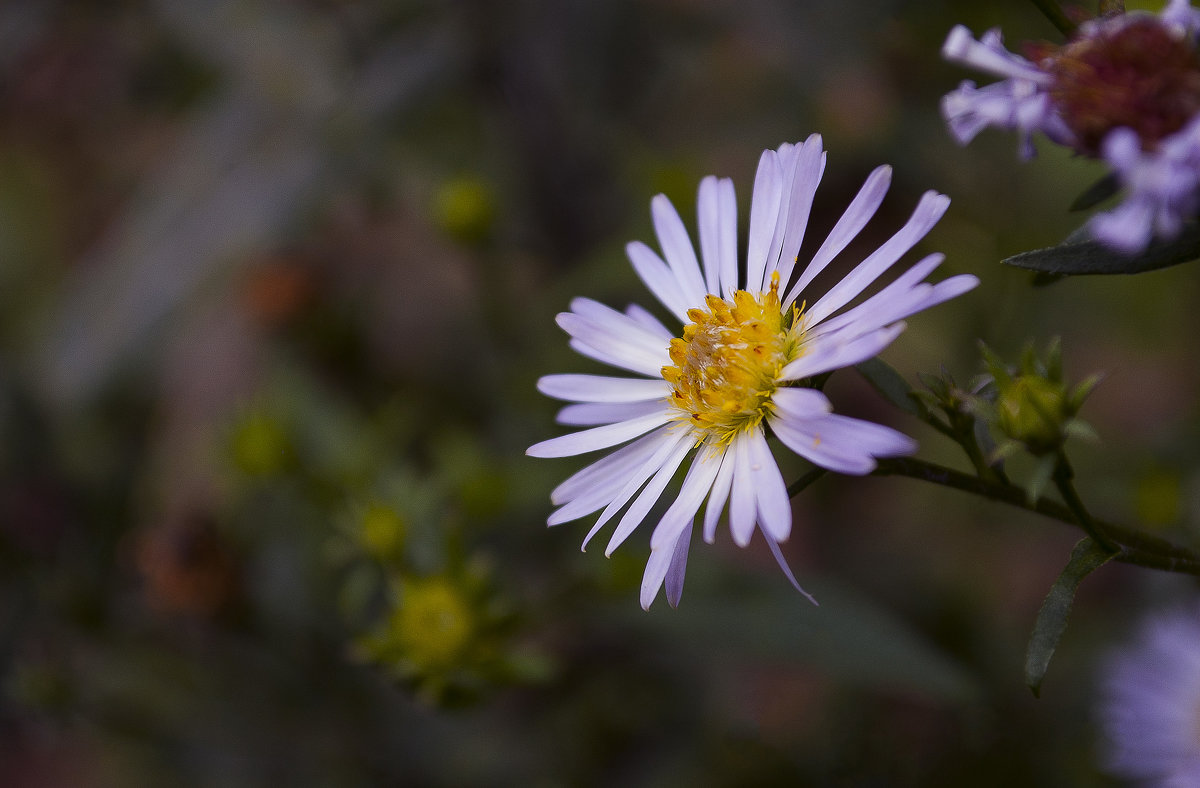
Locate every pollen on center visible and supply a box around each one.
[661,272,805,444]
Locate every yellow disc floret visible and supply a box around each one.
[662,272,806,444]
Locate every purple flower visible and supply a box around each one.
[942,2,1200,252]
[528,136,977,609]
[1091,117,1200,252]
[1098,603,1200,786]
[940,26,1073,159]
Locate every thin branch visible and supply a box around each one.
[1030,0,1077,37]
[871,457,1200,576]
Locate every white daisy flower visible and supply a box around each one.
[1098,603,1200,786]
[527,136,978,610]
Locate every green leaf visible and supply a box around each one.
[1024,538,1114,697]
[1069,173,1120,212]
[1004,224,1200,276]
[856,358,921,416]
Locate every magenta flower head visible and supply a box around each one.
[528,136,977,609]
[942,1,1200,253]
[1098,602,1200,786]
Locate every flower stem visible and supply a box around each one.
[870,457,1200,576]
[1029,0,1077,37]
[1052,452,1118,553]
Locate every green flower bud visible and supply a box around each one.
[995,375,1068,455]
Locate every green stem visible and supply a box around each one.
[1052,452,1118,553]
[786,467,827,499]
[870,457,1200,576]
[1030,0,1077,37]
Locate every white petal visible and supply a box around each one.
[786,164,892,306]
[603,434,695,555]
[563,297,673,356]
[746,428,792,543]
[702,445,735,544]
[526,410,672,458]
[728,432,759,547]
[745,150,783,292]
[538,374,668,403]
[548,429,675,524]
[664,522,693,607]
[771,416,877,474]
[770,386,833,418]
[805,191,950,326]
[697,175,724,296]
[771,411,917,475]
[639,522,693,610]
[579,429,692,549]
[624,303,675,340]
[770,135,826,291]
[651,194,707,304]
[650,448,723,549]
[556,400,665,426]
[717,178,739,297]
[550,426,671,505]
[568,338,663,378]
[779,323,906,381]
[627,241,690,322]
[539,374,666,403]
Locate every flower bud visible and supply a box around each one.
[995,374,1069,454]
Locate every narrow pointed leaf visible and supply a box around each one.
[856,358,922,416]
[1024,537,1114,697]
[1069,173,1120,212]
[1004,224,1200,276]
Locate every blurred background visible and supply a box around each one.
[1,0,1199,784]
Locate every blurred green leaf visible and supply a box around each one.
[1024,538,1113,697]
[1004,224,1200,276]
[1068,173,1120,212]
[856,358,922,417]
[632,577,981,703]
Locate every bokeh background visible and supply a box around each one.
[2,0,1199,784]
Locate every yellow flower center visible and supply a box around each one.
[662,272,805,445]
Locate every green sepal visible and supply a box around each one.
[1003,224,1200,276]
[1024,538,1115,697]
[1025,454,1057,503]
